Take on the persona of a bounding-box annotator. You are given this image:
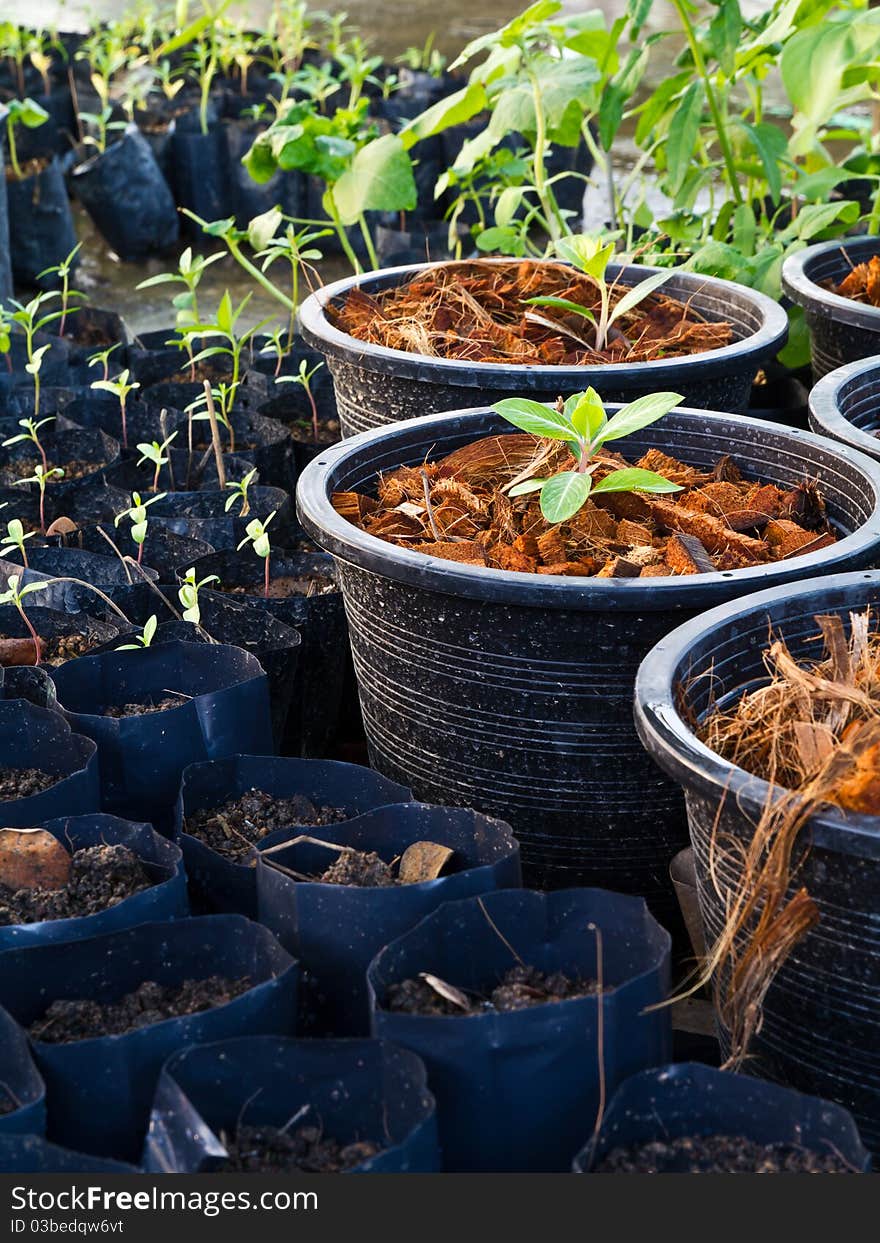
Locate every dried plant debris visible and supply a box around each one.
[217,1124,379,1174]
[334,438,834,578]
[184,789,350,862]
[28,976,253,1043]
[385,965,598,1016]
[596,1136,853,1174]
[833,254,880,306]
[332,261,732,364]
[317,848,396,887]
[103,694,188,718]
[0,844,152,926]
[266,837,455,887]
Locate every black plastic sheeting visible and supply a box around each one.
[143,1036,440,1173]
[0,659,58,711]
[5,157,77,288]
[0,915,298,1161]
[0,700,99,825]
[173,754,412,917]
[572,1063,872,1172]
[0,814,187,951]
[0,547,158,616]
[259,804,522,1035]
[0,1134,138,1172]
[0,1006,45,1137]
[48,641,275,827]
[368,888,672,1172]
[72,128,179,261]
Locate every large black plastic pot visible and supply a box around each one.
[0,914,298,1160]
[808,355,880,465]
[5,156,77,288]
[173,754,412,918]
[782,235,880,381]
[0,700,99,825]
[368,888,671,1172]
[72,127,179,260]
[299,260,789,435]
[0,1006,45,1137]
[48,640,274,826]
[572,1063,871,1173]
[259,803,521,1035]
[144,1036,439,1173]
[0,1134,138,1172]
[634,569,880,1153]
[0,660,56,710]
[0,814,187,951]
[296,406,880,916]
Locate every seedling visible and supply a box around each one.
[114,491,167,564]
[237,511,275,598]
[178,566,220,625]
[90,368,141,449]
[0,519,36,568]
[276,358,325,444]
[225,467,257,516]
[15,464,64,534]
[494,387,683,524]
[0,576,49,664]
[3,97,49,180]
[137,432,178,492]
[186,385,236,456]
[257,221,329,346]
[259,327,289,378]
[0,305,12,374]
[116,614,158,650]
[397,34,446,77]
[2,416,55,474]
[182,290,272,420]
[87,343,122,384]
[36,243,84,337]
[7,294,63,417]
[136,247,225,339]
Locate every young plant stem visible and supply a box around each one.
[119,394,128,449]
[264,553,270,599]
[226,236,296,312]
[324,190,363,274]
[6,117,21,180]
[16,600,41,665]
[202,380,227,490]
[38,481,47,535]
[357,213,379,270]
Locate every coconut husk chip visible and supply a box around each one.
[397,841,455,884]
[0,828,71,891]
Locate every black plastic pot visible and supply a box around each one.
[105,445,257,495]
[174,754,412,918]
[0,425,120,495]
[572,1063,871,1172]
[260,803,521,1035]
[0,170,11,304]
[0,814,187,951]
[782,235,880,381]
[368,888,671,1172]
[0,1134,138,1172]
[0,547,158,616]
[296,406,880,917]
[224,118,305,227]
[0,1006,45,1137]
[299,260,789,435]
[144,1036,439,1172]
[46,307,129,373]
[808,355,880,465]
[0,603,123,669]
[0,914,298,1160]
[5,156,77,288]
[140,486,292,550]
[174,408,296,493]
[183,549,347,755]
[48,640,275,826]
[72,127,178,261]
[0,660,56,710]
[171,116,232,234]
[0,699,98,824]
[55,523,214,582]
[126,328,190,386]
[634,569,880,1154]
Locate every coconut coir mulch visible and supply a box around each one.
[0,844,152,926]
[332,261,732,364]
[834,254,880,307]
[334,437,835,578]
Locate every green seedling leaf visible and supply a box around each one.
[492,397,579,442]
[591,467,682,495]
[539,471,592,524]
[595,391,683,446]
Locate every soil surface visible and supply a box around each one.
[595,1135,854,1174]
[289,419,340,446]
[0,632,101,666]
[0,767,58,800]
[217,1124,380,1173]
[224,573,336,600]
[0,844,152,926]
[184,788,349,862]
[0,460,99,486]
[386,964,598,1016]
[103,694,187,718]
[317,848,396,887]
[29,975,253,1043]
[4,158,51,181]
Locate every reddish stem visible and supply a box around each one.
[264,555,270,600]
[120,397,128,450]
[17,602,41,665]
[307,384,319,444]
[137,542,144,565]
[39,485,46,535]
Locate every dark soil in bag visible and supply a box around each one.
[0,426,119,491]
[0,604,123,668]
[0,1005,45,1136]
[0,700,98,826]
[47,307,129,366]
[185,788,348,861]
[386,964,598,1015]
[0,768,56,798]
[139,486,292,550]
[218,1124,378,1173]
[595,1134,853,1173]
[1,844,151,925]
[105,445,257,495]
[0,1134,138,1172]
[5,156,77,288]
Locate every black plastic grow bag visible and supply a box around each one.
[55,522,214,582]
[0,547,158,616]
[174,754,412,917]
[0,814,187,951]
[0,661,56,711]
[0,604,122,673]
[143,1036,439,1173]
[5,156,77,288]
[0,1134,138,1173]
[634,568,880,1154]
[0,914,298,1160]
[0,170,11,304]
[259,803,521,1035]
[0,1006,45,1137]
[296,405,880,917]
[572,1063,871,1172]
[0,425,120,495]
[368,887,671,1172]
[139,486,293,550]
[72,127,179,261]
[48,640,274,826]
[0,700,98,825]
[170,117,232,232]
[299,259,789,435]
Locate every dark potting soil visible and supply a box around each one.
[28,975,253,1043]
[217,1124,379,1174]
[224,573,336,600]
[184,788,349,862]
[0,460,99,486]
[595,1135,854,1174]
[4,158,50,181]
[0,844,151,926]
[0,767,58,800]
[317,848,396,887]
[289,420,340,447]
[103,694,188,718]
[0,632,101,667]
[386,964,598,1016]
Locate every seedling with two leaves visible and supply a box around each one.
[225,467,257,517]
[87,343,122,384]
[91,368,140,449]
[276,358,325,444]
[37,243,84,338]
[237,511,275,598]
[137,432,178,493]
[3,97,49,180]
[178,566,220,625]
[117,614,158,651]
[0,519,36,568]
[114,491,167,564]
[2,416,54,474]
[14,464,64,534]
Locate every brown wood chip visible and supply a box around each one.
[398,841,455,884]
[0,828,71,891]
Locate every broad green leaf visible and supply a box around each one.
[594,392,682,446]
[567,387,606,440]
[591,467,682,495]
[524,296,596,322]
[247,206,282,252]
[495,186,523,228]
[709,0,742,76]
[539,471,592,524]
[608,269,673,325]
[400,82,487,148]
[666,81,703,197]
[333,134,417,226]
[508,478,547,497]
[492,397,579,442]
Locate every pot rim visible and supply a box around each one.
[808,354,880,459]
[299,257,789,386]
[634,568,880,861]
[781,234,880,331]
[295,404,880,611]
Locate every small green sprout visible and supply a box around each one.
[88,343,122,383]
[137,432,178,492]
[15,464,64,534]
[237,511,275,598]
[178,567,220,625]
[2,416,55,473]
[225,467,257,517]
[114,491,167,564]
[276,358,325,444]
[116,614,159,651]
[0,519,36,568]
[91,368,141,449]
[4,97,49,180]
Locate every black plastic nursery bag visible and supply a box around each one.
[0,1006,45,1137]
[0,700,99,825]
[0,1133,138,1172]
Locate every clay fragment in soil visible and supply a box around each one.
[833,255,880,307]
[0,828,71,891]
[332,260,733,365]
[0,767,58,801]
[0,633,101,668]
[595,1135,853,1174]
[103,695,188,718]
[385,964,598,1017]
[217,1124,379,1174]
[334,435,835,579]
[184,789,349,862]
[28,975,253,1043]
[0,844,152,926]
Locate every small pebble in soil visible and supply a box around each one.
[185,789,349,862]
[318,848,396,887]
[0,844,152,926]
[595,1135,854,1174]
[217,1124,379,1174]
[103,695,188,718]
[0,767,58,801]
[386,964,598,1016]
[28,975,253,1043]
